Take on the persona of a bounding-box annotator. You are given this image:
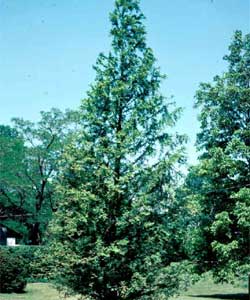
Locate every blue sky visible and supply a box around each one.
[0,0,249,164]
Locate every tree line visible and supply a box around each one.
[0,0,249,299]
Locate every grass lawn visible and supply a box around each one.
[172,276,248,300]
[0,283,77,300]
[0,277,248,300]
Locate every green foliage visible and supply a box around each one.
[0,246,51,282]
[0,125,25,185]
[48,0,187,299]
[186,30,250,282]
[0,247,28,293]
[0,125,29,243]
[0,109,78,244]
[30,246,54,282]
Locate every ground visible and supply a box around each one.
[171,275,248,300]
[0,276,248,300]
[0,283,78,300]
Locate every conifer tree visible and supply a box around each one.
[49,1,187,299]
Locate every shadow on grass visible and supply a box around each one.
[190,294,248,300]
[0,291,27,294]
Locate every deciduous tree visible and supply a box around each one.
[0,109,78,244]
[186,31,250,282]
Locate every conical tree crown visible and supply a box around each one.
[49,1,186,299]
[81,0,179,165]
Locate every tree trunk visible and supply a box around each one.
[29,222,41,245]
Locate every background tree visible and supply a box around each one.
[185,30,250,282]
[0,125,28,238]
[48,0,189,299]
[0,109,78,244]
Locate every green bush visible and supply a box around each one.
[30,246,53,282]
[8,245,37,265]
[0,247,28,293]
[0,246,51,284]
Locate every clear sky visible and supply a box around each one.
[0,0,249,165]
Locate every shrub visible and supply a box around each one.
[0,247,28,293]
[28,246,53,282]
[0,246,51,282]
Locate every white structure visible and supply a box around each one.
[6,238,16,247]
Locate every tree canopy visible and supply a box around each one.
[0,109,78,244]
[185,30,250,282]
[48,0,190,299]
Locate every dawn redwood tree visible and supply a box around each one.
[186,31,250,282]
[49,0,188,299]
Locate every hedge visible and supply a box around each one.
[0,247,28,293]
[0,245,51,282]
